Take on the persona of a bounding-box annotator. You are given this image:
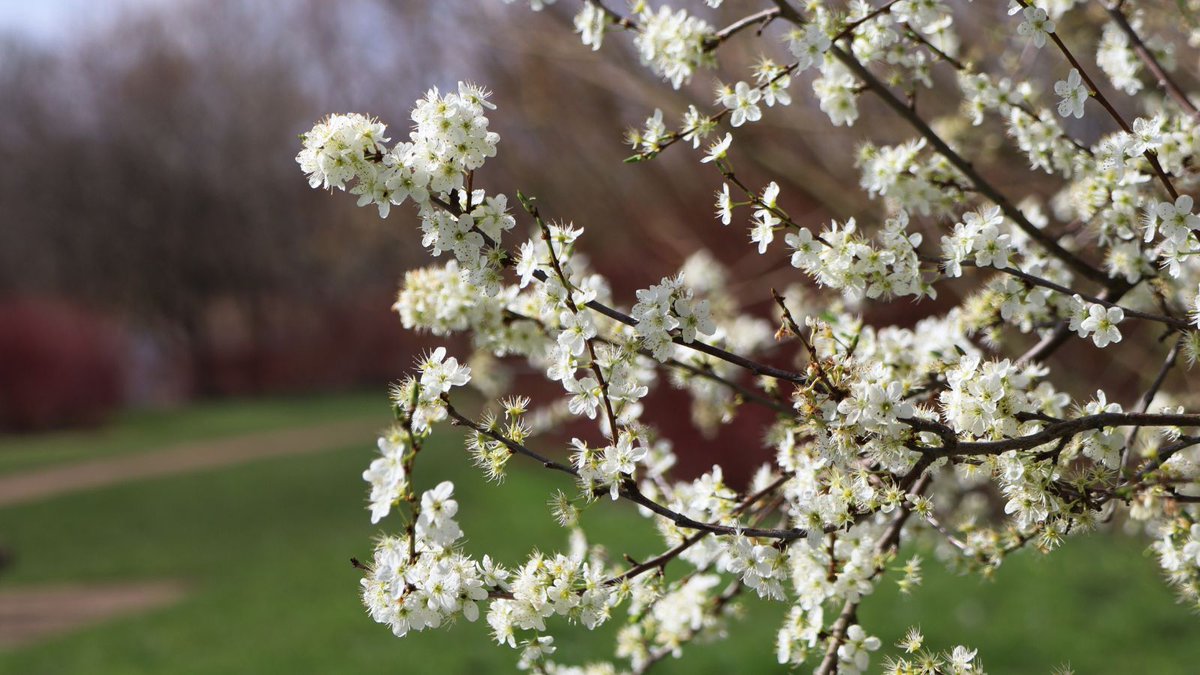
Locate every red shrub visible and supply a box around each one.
[0,297,127,431]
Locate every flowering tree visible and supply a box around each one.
[296,1,1200,672]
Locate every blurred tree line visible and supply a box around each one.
[1,0,1173,491]
[0,0,844,434]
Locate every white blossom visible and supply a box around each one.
[302,6,1200,669]
[633,6,714,89]
[1017,6,1056,48]
[721,81,763,127]
[574,2,608,51]
[1079,304,1124,348]
[1054,69,1087,119]
[785,24,831,72]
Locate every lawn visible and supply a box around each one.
[0,390,384,475]
[1,395,1198,673]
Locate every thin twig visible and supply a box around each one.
[1122,336,1184,469]
[1013,0,1180,200]
[811,34,1116,286]
[1101,2,1200,120]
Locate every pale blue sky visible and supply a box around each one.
[0,0,162,43]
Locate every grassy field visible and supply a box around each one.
[0,391,384,475]
[1,394,1198,673]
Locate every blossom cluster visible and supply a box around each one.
[940,206,1016,276]
[787,212,931,301]
[630,274,716,360]
[1152,516,1200,605]
[633,5,715,89]
[360,483,494,637]
[297,84,498,218]
[363,431,409,524]
[294,1,1200,672]
[939,356,1058,440]
[489,549,619,643]
[297,84,513,294]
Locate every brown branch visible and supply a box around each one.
[1122,336,1184,468]
[1019,283,1133,364]
[607,474,791,587]
[832,0,906,43]
[504,308,793,413]
[930,411,1200,458]
[444,399,825,540]
[814,471,931,675]
[814,37,1114,287]
[922,256,1191,330]
[706,7,781,51]
[1012,0,1180,200]
[1102,2,1200,120]
[528,199,623,437]
[903,22,966,70]
[592,0,637,31]
[431,192,810,385]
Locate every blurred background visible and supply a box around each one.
[1,0,1198,672]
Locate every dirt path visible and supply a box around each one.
[0,581,187,648]
[0,416,382,508]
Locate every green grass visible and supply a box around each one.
[0,390,385,475]
[0,432,688,674]
[863,537,1200,673]
[1,398,1198,673]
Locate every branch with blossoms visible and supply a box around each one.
[293,0,1200,672]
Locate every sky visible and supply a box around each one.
[0,0,163,44]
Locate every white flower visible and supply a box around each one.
[949,645,978,673]
[308,8,1200,661]
[1017,6,1055,48]
[631,276,686,360]
[749,182,782,253]
[749,211,779,254]
[1054,68,1087,119]
[721,81,763,127]
[814,60,860,126]
[635,108,669,154]
[754,58,792,107]
[674,297,716,343]
[300,84,500,226]
[600,435,647,499]
[515,240,541,288]
[681,105,717,148]
[363,434,408,524]
[836,624,881,673]
[1151,195,1199,245]
[556,310,596,357]
[1129,115,1164,155]
[1097,22,1144,95]
[701,133,732,163]
[566,376,603,419]
[715,183,734,225]
[1079,304,1124,348]
[633,6,714,89]
[419,347,472,399]
[416,481,463,548]
[973,224,1013,269]
[573,2,608,51]
[786,228,820,269]
[786,24,831,72]
[517,635,556,670]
